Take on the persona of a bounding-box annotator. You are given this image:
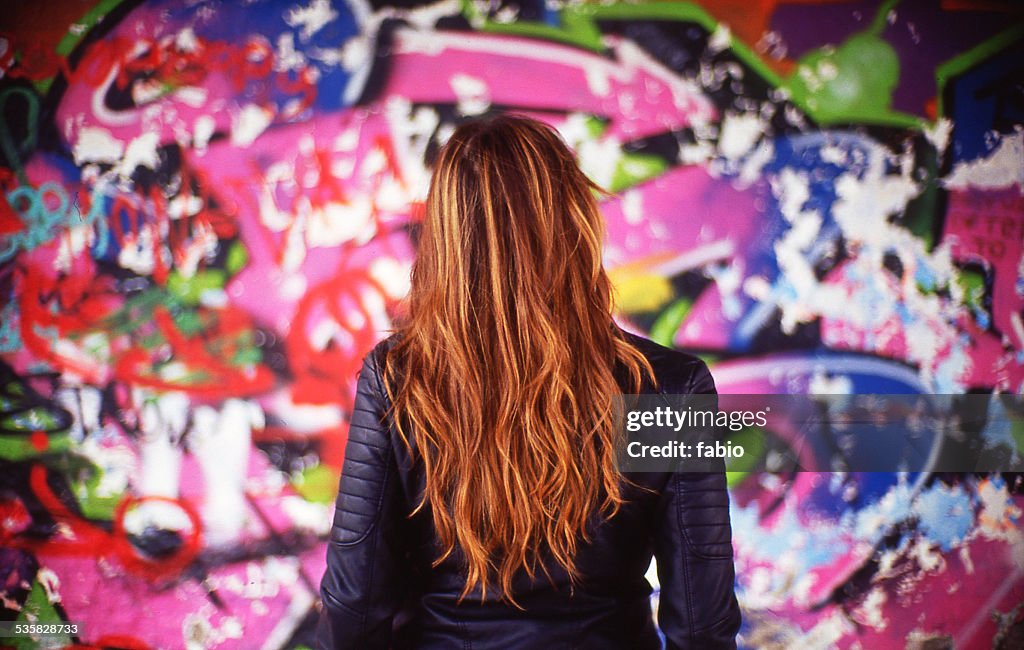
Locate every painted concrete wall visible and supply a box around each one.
[1,0,1022,647]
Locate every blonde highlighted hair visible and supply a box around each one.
[382,114,654,605]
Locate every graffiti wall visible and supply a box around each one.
[1,0,1022,647]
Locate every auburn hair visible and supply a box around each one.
[381,114,655,605]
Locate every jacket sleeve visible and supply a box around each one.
[654,360,742,650]
[316,348,407,649]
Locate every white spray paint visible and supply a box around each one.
[190,399,264,546]
[944,129,1024,193]
[231,104,275,148]
[450,73,491,116]
[274,32,308,73]
[117,224,158,275]
[285,0,339,41]
[718,111,764,160]
[72,127,124,165]
[118,132,162,178]
[54,384,103,443]
[137,391,189,497]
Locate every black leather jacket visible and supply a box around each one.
[317,331,741,649]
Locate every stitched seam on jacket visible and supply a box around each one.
[680,536,732,560]
[692,606,737,635]
[334,455,389,546]
[675,472,696,648]
[677,366,733,561]
[681,532,732,559]
[341,456,379,468]
[359,478,383,642]
[351,405,382,416]
[457,617,471,650]
[334,354,393,547]
[361,344,395,644]
[675,481,732,560]
[368,344,396,434]
[321,587,365,620]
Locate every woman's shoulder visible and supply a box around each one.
[616,326,715,395]
[371,330,402,352]
[354,333,404,395]
[364,331,403,365]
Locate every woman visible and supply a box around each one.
[317,115,741,649]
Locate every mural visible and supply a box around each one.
[1,0,1022,647]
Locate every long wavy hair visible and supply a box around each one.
[382,114,655,605]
